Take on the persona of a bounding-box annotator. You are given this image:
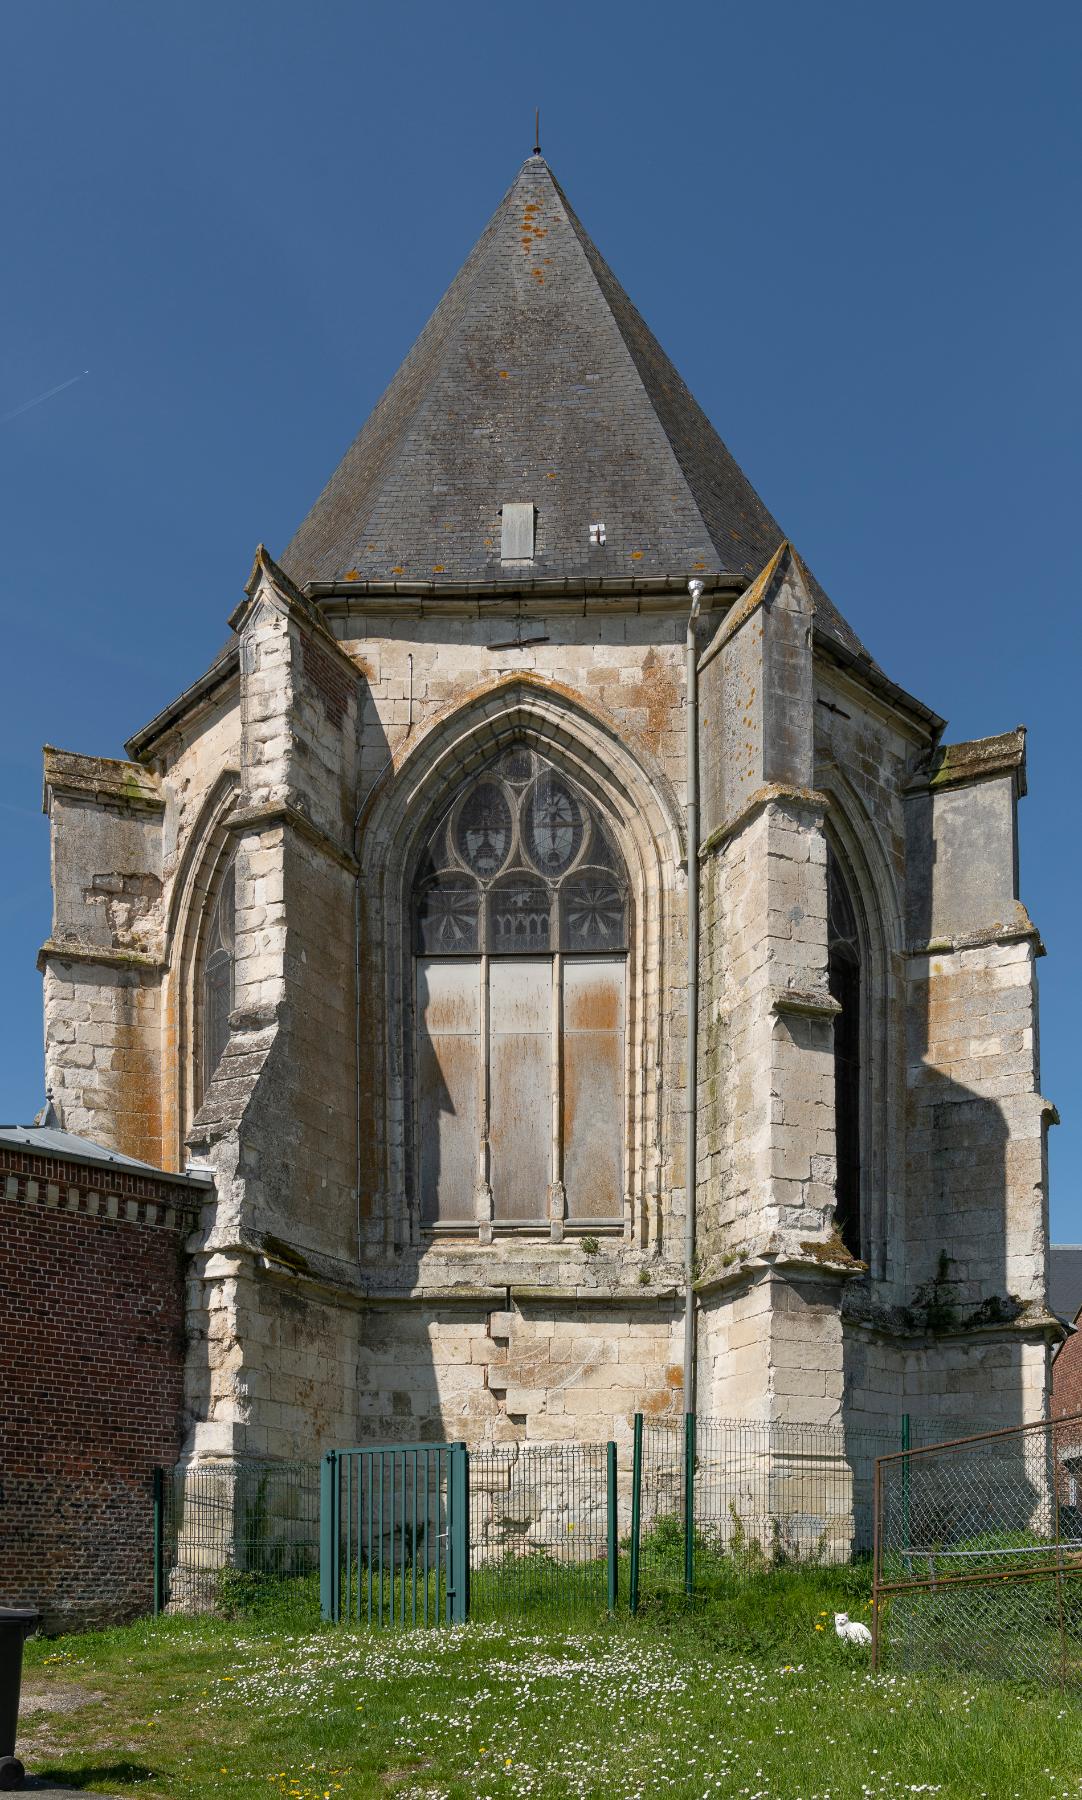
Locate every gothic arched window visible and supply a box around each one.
[827,845,861,1259]
[412,747,629,1228]
[201,858,235,1096]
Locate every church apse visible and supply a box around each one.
[31,151,1060,1478]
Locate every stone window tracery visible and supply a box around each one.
[201,858,235,1098]
[411,747,629,1231]
[827,844,862,1260]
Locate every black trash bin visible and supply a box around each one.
[0,1610,41,1791]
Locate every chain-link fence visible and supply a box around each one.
[470,1441,616,1620]
[154,1412,1022,1633]
[629,1412,1002,1607]
[873,1414,1082,1688]
[156,1459,321,1625]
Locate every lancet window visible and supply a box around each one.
[201,858,235,1096]
[411,747,629,1228]
[827,845,862,1259]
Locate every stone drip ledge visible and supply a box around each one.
[42,744,164,812]
[694,1237,864,1299]
[905,915,1045,959]
[841,1291,1066,1347]
[192,1233,683,1311]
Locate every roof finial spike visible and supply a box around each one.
[534,108,541,155]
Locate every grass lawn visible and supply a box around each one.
[17,1567,1082,1799]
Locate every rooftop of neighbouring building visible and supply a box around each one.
[0,1123,214,1188]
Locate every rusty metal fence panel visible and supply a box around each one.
[873,1414,1082,1688]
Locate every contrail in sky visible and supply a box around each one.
[0,370,90,427]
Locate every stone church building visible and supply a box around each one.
[37,152,1060,1476]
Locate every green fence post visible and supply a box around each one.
[448,1442,470,1624]
[606,1441,618,1614]
[629,1413,643,1615]
[684,1412,695,1597]
[900,1413,911,1575]
[320,1450,338,1623]
[152,1467,164,1617]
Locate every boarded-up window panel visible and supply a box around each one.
[562,957,625,1219]
[489,958,552,1221]
[416,959,481,1223]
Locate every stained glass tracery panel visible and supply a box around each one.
[521,772,585,877]
[416,874,481,955]
[412,750,628,955]
[487,876,553,953]
[560,872,627,953]
[455,781,512,878]
[412,748,630,1226]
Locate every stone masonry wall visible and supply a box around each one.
[41,751,167,1167]
[0,1147,203,1629]
[905,938,1048,1308]
[42,958,164,1168]
[182,1247,683,1463]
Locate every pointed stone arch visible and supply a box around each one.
[818,767,905,1283]
[357,676,685,1251]
[162,770,240,1163]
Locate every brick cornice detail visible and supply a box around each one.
[0,1147,205,1230]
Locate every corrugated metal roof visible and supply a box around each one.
[279,154,868,661]
[0,1125,214,1187]
[1050,1245,1082,1323]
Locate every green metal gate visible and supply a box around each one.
[320,1441,469,1627]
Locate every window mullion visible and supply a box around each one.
[549,950,565,1242]
[477,952,494,1244]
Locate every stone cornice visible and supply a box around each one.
[191,1234,683,1309]
[770,986,842,1020]
[841,1310,1065,1349]
[227,802,359,874]
[694,1246,863,1298]
[43,746,164,813]
[310,572,745,611]
[698,784,828,859]
[906,919,1045,959]
[905,726,1027,797]
[37,940,164,974]
[0,1149,206,1227]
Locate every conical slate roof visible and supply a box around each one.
[281,154,864,656]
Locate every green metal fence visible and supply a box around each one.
[470,1440,617,1620]
[154,1458,321,1623]
[154,1413,1004,1630]
[320,1442,468,1627]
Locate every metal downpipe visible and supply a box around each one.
[682,579,704,1410]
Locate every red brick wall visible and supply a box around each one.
[1052,1316,1082,1422]
[0,1151,201,1631]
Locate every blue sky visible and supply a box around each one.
[1,2,1079,1237]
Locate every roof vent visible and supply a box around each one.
[501,503,535,562]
